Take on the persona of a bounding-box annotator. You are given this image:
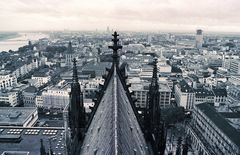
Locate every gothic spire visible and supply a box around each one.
[40,139,46,155]
[108,31,122,64]
[144,57,162,139]
[67,57,86,155]
[150,57,159,89]
[144,58,167,155]
[72,58,79,85]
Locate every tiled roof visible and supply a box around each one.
[80,66,149,155]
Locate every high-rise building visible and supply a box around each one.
[230,59,240,75]
[195,29,203,49]
[106,26,110,33]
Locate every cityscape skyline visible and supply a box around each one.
[0,0,240,32]
[1,0,240,154]
[0,29,240,154]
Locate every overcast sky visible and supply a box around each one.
[0,0,240,32]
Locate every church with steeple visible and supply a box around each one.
[65,41,75,67]
[64,32,166,155]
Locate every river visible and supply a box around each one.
[0,32,49,52]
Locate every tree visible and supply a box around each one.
[162,107,185,126]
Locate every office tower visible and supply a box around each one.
[195,29,203,49]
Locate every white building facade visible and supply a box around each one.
[0,72,17,91]
[175,80,195,110]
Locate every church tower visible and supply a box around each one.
[65,41,74,67]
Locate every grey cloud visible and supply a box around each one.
[0,0,240,32]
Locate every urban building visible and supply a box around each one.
[195,29,203,49]
[42,86,70,109]
[187,103,240,155]
[129,77,171,109]
[130,80,148,109]
[31,74,51,86]
[0,127,64,155]
[0,107,38,127]
[175,80,195,110]
[0,91,18,107]
[227,77,240,104]
[22,86,38,107]
[0,71,17,91]
[228,75,240,86]
[139,64,154,79]
[82,62,112,77]
[35,94,43,108]
[157,56,172,74]
[212,88,227,106]
[194,88,214,105]
[230,59,240,75]
[158,82,172,108]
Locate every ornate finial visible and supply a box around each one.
[108,31,122,64]
[72,58,78,83]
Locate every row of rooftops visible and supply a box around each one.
[194,88,214,97]
[32,68,50,77]
[177,80,227,97]
[2,56,39,72]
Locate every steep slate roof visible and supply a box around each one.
[80,66,150,155]
[212,88,227,97]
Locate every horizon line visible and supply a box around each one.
[1,29,240,35]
